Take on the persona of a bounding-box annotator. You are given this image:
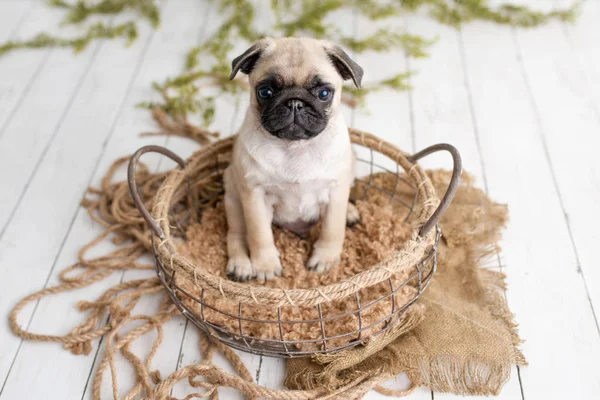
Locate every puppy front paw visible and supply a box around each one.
[307,242,342,273]
[226,255,255,282]
[252,247,282,283]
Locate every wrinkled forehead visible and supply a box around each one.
[250,40,341,87]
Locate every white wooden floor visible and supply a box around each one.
[1,0,599,399]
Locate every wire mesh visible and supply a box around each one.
[151,141,441,358]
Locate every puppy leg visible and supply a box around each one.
[346,202,360,227]
[308,182,350,273]
[224,187,254,282]
[241,187,282,282]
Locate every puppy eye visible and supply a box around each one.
[317,88,332,101]
[257,87,274,99]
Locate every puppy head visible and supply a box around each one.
[230,37,363,141]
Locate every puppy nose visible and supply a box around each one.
[286,99,304,111]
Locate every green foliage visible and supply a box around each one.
[348,0,399,20]
[276,0,345,38]
[142,0,580,128]
[0,0,582,130]
[341,30,434,58]
[343,72,412,108]
[0,21,137,57]
[50,0,160,27]
[0,0,159,57]
[400,0,581,27]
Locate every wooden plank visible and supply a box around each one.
[0,1,218,399]
[460,14,600,400]
[404,12,525,400]
[551,0,600,327]
[0,7,158,398]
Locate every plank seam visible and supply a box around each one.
[517,366,526,400]
[255,356,263,385]
[79,335,106,400]
[456,31,490,194]
[174,320,190,372]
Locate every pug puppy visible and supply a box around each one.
[223,37,363,282]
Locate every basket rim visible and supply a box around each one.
[149,129,440,307]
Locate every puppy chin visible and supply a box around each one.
[269,122,321,141]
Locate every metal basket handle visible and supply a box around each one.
[407,143,462,237]
[127,145,186,240]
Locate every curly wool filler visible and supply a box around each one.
[177,198,416,349]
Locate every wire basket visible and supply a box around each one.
[128,129,461,358]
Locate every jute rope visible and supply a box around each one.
[9,129,433,399]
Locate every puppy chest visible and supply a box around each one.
[265,181,331,223]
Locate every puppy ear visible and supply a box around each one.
[229,39,269,80]
[325,44,364,88]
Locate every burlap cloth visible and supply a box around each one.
[8,134,525,399]
[285,171,526,395]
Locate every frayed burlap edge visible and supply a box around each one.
[284,304,427,391]
[407,267,526,395]
[285,265,525,396]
